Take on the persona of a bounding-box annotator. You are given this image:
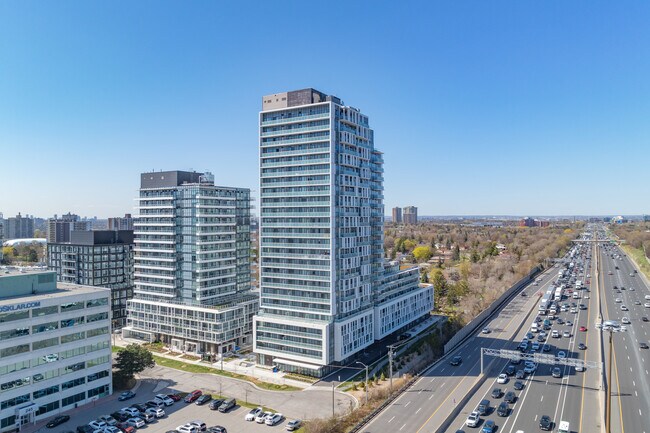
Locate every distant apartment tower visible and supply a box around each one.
[125,171,257,355]
[5,213,34,239]
[254,88,433,376]
[403,206,418,224]
[392,207,402,223]
[47,230,134,327]
[47,213,92,243]
[0,212,4,241]
[108,214,134,231]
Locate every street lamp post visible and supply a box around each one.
[355,361,369,405]
[598,321,624,433]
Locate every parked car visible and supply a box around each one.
[167,393,182,402]
[98,416,117,427]
[88,421,107,431]
[176,424,198,433]
[245,407,263,421]
[125,418,144,429]
[195,394,212,406]
[188,420,206,432]
[145,408,165,418]
[207,427,226,433]
[185,390,203,403]
[111,412,129,422]
[146,400,165,409]
[265,413,284,426]
[256,411,273,424]
[209,399,224,410]
[286,419,302,431]
[47,415,71,428]
[218,398,236,413]
[154,394,174,406]
[118,391,136,401]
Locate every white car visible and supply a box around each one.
[622,317,631,324]
[98,416,118,427]
[121,408,140,418]
[103,427,120,433]
[615,298,622,303]
[621,305,628,311]
[145,407,165,418]
[265,413,284,426]
[245,407,263,422]
[176,424,198,433]
[466,411,480,427]
[126,418,145,429]
[89,421,107,430]
[645,303,650,308]
[154,394,174,406]
[482,327,491,334]
[256,411,273,424]
[497,374,508,384]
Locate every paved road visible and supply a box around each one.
[443,238,601,433]
[360,263,558,433]
[600,241,650,433]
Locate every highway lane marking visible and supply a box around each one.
[540,395,543,401]
[399,423,406,431]
[636,390,638,397]
[428,394,433,400]
[418,389,422,394]
[388,416,395,423]
[404,401,410,408]
[415,407,421,414]
[633,380,636,387]
[612,331,626,433]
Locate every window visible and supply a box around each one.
[88,384,109,398]
[33,321,58,334]
[36,400,59,416]
[87,355,109,368]
[87,327,108,338]
[63,362,85,374]
[0,344,30,359]
[1,415,16,429]
[0,310,29,323]
[1,393,30,410]
[87,298,108,308]
[33,337,59,350]
[0,360,30,376]
[33,385,59,400]
[87,312,108,323]
[60,301,84,312]
[61,391,85,407]
[33,305,58,317]
[87,370,109,382]
[0,327,29,340]
[61,316,85,328]
[61,332,85,344]
[62,377,85,390]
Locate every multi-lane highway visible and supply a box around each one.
[599,241,650,433]
[443,239,601,433]
[361,263,560,433]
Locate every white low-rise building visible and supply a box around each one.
[0,269,112,432]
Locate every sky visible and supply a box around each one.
[1,1,649,218]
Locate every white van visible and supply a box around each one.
[558,420,570,433]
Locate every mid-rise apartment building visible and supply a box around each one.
[403,206,418,225]
[4,214,34,239]
[0,270,112,432]
[254,89,433,376]
[125,171,258,356]
[47,230,134,327]
[47,213,92,244]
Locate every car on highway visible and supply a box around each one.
[466,411,480,427]
[245,407,263,421]
[615,298,622,303]
[539,415,553,430]
[265,413,284,426]
[635,300,641,305]
[645,303,650,308]
[450,355,462,366]
[497,374,508,384]
[497,401,509,417]
[542,344,551,352]
[552,367,562,378]
[477,399,490,415]
[515,370,525,379]
[518,341,528,351]
[562,331,571,338]
[46,415,70,428]
[481,419,496,433]
[513,380,525,390]
[504,391,516,403]
[565,320,573,326]
[552,330,560,338]
[505,365,516,376]
[643,317,649,322]
[621,305,628,311]
[576,364,585,372]
[579,326,587,332]
[640,342,649,350]
[118,391,136,401]
[482,327,491,334]
[622,317,630,324]
[531,341,540,351]
[491,388,502,398]
[557,351,567,358]
[286,419,302,431]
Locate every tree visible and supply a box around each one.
[459,260,471,281]
[452,245,461,261]
[413,246,433,262]
[431,269,448,297]
[402,239,417,252]
[114,344,155,380]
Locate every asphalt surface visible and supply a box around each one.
[600,242,650,433]
[360,263,558,433]
[443,239,600,433]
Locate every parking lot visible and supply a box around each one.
[29,378,303,433]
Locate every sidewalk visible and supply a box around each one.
[112,335,312,390]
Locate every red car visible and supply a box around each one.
[167,393,182,402]
[580,326,587,332]
[184,390,202,403]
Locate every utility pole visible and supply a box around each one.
[356,361,369,405]
[332,383,335,418]
[388,346,394,393]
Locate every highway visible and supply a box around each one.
[443,238,601,433]
[599,240,650,433]
[360,263,559,433]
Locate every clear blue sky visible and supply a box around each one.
[1,1,649,218]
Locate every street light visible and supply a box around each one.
[597,320,625,433]
[355,361,369,405]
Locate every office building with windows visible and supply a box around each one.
[124,171,257,356]
[108,214,134,231]
[47,230,134,328]
[0,270,112,432]
[403,206,418,225]
[254,88,433,376]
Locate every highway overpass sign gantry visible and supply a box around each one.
[480,347,602,374]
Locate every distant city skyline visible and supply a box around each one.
[2,2,650,216]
